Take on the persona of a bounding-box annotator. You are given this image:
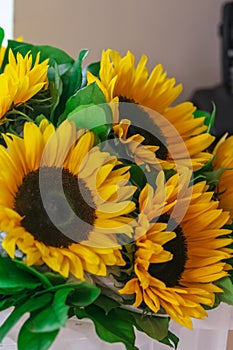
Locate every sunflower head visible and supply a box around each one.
[87,49,182,111]
[212,134,233,222]
[119,171,233,328]
[87,49,215,171]
[0,49,49,124]
[3,49,49,105]
[0,119,136,280]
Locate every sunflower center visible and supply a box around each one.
[118,97,168,160]
[148,214,187,287]
[14,167,96,247]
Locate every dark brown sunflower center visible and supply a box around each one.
[148,214,187,287]
[118,97,168,160]
[14,167,96,248]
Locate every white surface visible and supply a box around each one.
[0,0,14,45]
[169,303,233,350]
[1,303,233,349]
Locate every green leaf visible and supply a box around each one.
[160,330,179,349]
[64,82,107,117]
[66,49,89,98]
[0,296,20,311]
[36,46,74,66]
[67,102,112,142]
[67,282,100,307]
[202,168,230,186]
[208,104,216,133]
[94,295,120,314]
[0,293,53,342]
[0,257,42,292]
[134,314,169,341]
[82,61,100,86]
[13,259,52,288]
[215,277,233,305]
[68,104,106,129]
[34,114,48,125]
[85,61,100,78]
[0,27,4,46]
[5,40,74,66]
[18,323,59,350]
[76,304,138,350]
[43,272,66,285]
[25,288,72,333]
[47,63,63,123]
[61,82,113,142]
[193,154,215,184]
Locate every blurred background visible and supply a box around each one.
[12,0,233,138]
[11,0,225,104]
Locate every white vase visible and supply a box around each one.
[1,303,233,350]
[50,304,233,350]
[50,318,155,350]
[0,311,156,350]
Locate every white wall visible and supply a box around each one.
[0,0,14,44]
[14,0,227,102]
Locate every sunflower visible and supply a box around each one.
[212,135,233,222]
[0,73,17,123]
[112,118,172,171]
[0,49,49,121]
[0,45,6,68]
[4,49,49,105]
[0,119,136,280]
[119,171,232,328]
[87,49,214,170]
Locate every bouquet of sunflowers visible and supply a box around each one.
[0,26,233,350]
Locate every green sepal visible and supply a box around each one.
[200,167,230,187]
[192,154,215,184]
[34,114,49,125]
[193,103,216,133]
